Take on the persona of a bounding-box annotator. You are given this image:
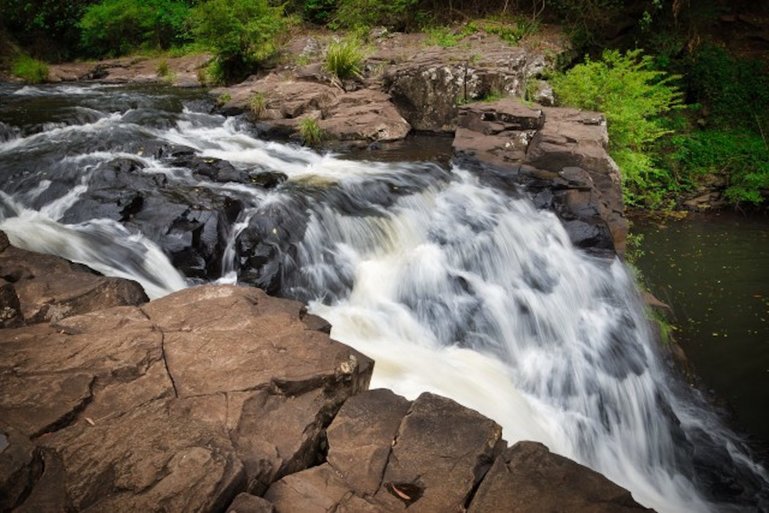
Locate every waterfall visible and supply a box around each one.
[1,83,766,513]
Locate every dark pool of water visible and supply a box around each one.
[635,212,769,448]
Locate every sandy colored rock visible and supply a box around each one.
[48,53,212,87]
[215,76,410,143]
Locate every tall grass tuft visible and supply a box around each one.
[324,37,364,80]
[299,117,324,146]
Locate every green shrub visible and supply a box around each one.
[665,129,769,205]
[426,26,461,48]
[686,44,769,133]
[189,0,287,81]
[156,59,170,77]
[481,89,505,102]
[79,0,190,57]
[11,55,49,83]
[0,0,94,60]
[324,37,364,80]
[216,92,232,106]
[552,49,683,207]
[299,117,324,146]
[481,17,538,45]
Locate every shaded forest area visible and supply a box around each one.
[1,0,768,209]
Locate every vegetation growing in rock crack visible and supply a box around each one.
[249,92,267,119]
[299,117,324,146]
[324,37,364,80]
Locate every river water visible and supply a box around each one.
[635,213,769,452]
[1,83,768,512]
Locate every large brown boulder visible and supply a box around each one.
[453,99,628,255]
[384,44,547,132]
[467,441,654,512]
[266,390,653,513]
[0,284,373,512]
[0,231,148,327]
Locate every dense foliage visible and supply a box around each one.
[686,45,769,133]
[552,50,683,207]
[553,41,769,208]
[1,0,766,207]
[79,0,190,57]
[0,0,95,60]
[188,0,286,81]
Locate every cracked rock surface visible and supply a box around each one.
[0,235,372,512]
[0,235,652,513]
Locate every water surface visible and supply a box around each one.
[636,213,769,449]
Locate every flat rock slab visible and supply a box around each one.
[215,74,411,144]
[0,284,373,512]
[268,390,505,513]
[48,54,212,87]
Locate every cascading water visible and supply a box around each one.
[1,83,767,513]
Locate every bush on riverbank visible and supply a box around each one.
[552,49,683,208]
[662,129,769,206]
[10,55,49,83]
[188,0,287,82]
[553,45,769,209]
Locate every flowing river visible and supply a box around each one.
[1,84,767,513]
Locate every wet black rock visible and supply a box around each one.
[236,197,310,295]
